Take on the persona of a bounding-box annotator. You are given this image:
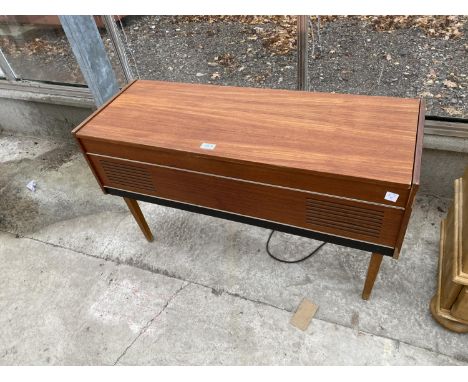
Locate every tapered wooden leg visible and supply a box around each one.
[123,197,154,242]
[362,252,383,300]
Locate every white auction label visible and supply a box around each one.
[384,191,399,202]
[200,143,216,150]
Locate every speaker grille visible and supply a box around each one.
[306,197,384,238]
[100,159,156,193]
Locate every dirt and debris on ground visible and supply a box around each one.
[0,15,467,117]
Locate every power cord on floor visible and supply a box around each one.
[265,230,327,263]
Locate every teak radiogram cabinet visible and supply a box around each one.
[73,80,424,300]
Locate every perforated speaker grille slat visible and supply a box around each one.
[306,197,383,238]
[100,160,156,193]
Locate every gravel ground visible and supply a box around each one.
[1,15,467,117]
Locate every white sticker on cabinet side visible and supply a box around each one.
[384,191,399,202]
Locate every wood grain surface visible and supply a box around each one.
[453,176,468,283]
[432,219,468,328]
[75,80,421,187]
[451,287,468,321]
[459,169,468,276]
[80,139,411,207]
[88,155,403,247]
[440,207,462,309]
[412,99,425,186]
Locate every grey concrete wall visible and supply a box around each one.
[0,97,92,139]
[420,148,467,198]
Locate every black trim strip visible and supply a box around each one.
[425,115,468,124]
[106,187,394,257]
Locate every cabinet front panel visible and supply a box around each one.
[81,138,410,208]
[88,154,403,247]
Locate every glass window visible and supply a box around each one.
[0,16,86,84]
[110,15,297,90]
[1,15,465,119]
[306,16,467,118]
[109,15,467,118]
[0,15,126,87]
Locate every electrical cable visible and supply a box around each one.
[265,230,326,263]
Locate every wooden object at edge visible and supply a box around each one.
[430,168,468,333]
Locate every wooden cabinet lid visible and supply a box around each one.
[75,80,422,187]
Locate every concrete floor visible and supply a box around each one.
[0,133,467,365]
